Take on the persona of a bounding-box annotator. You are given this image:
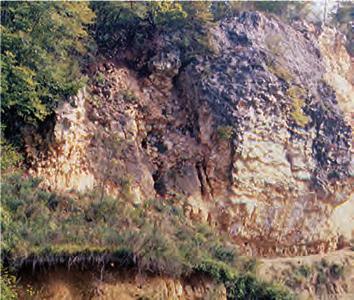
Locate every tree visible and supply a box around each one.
[91,1,215,60]
[1,2,94,136]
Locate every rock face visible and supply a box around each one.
[29,12,353,256]
[27,89,95,192]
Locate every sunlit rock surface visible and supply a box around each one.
[28,12,353,257]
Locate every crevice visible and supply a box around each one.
[152,169,166,196]
[195,162,206,198]
[202,158,214,199]
[228,134,238,194]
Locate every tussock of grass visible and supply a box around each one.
[287,86,309,127]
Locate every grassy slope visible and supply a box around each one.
[1,173,293,299]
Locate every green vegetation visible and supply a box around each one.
[1,2,94,129]
[298,264,312,278]
[227,274,292,300]
[312,259,346,291]
[217,125,234,141]
[0,265,17,300]
[287,87,309,127]
[1,173,293,299]
[267,63,310,128]
[212,1,311,21]
[284,263,313,288]
[91,1,215,61]
[0,126,22,172]
[267,62,293,83]
[94,71,106,86]
[121,89,138,103]
[2,2,346,299]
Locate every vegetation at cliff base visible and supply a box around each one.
[1,173,293,299]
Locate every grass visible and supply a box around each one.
[217,125,233,141]
[266,63,310,128]
[287,86,309,127]
[298,264,312,278]
[94,71,105,86]
[1,173,293,299]
[0,125,23,172]
[121,89,138,103]
[0,265,17,300]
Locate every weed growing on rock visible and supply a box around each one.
[287,86,309,127]
[121,89,138,103]
[298,264,312,278]
[217,125,233,141]
[95,72,106,86]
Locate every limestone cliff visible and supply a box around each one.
[27,12,353,258]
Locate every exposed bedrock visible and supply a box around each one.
[28,12,353,257]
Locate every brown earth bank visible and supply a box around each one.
[15,250,354,300]
[17,268,226,300]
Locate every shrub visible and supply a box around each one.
[217,125,233,141]
[196,258,235,283]
[242,258,258,273]
[95,72,106,86]
[121,89,138,103]
[132,225,187,277]
[85,197,119,223]
[211,244,236,264]
[298,264,311,278]
[0,137,22,172]
[227,274,294,300]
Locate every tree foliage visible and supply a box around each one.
[0,1,94,130]
[91,1,214,59]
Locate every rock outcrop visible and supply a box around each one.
[28,12,353,257]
